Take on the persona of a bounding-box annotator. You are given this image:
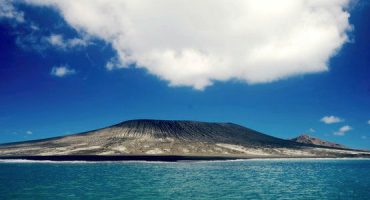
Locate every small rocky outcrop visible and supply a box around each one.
[291,134,346,148]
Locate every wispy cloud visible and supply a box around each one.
[361,136,367,140]
[47,34,64,47]
[333,125,352,136]
[51,65,76,77]
[321,116,343,124]
[309,128,316,133]
[47,34,89,49]
[105,57,124,71]
[368,120,370,125]
[26,130,32,135]
[0,0,24,23]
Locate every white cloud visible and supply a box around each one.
[68,37,88,47]
[105,57,124,71]
[105,61,115,71]
[51,65,76,77]
[361,136,367,140]
[321,115,344,124]
[47,34,64,47]
[46,34,88,49]
[26,130,32,135]
[0,0,24,22]
[309,128,316,133]
[333,125,352,136]
[24,0,352,89]
[368,120,370,125]
[30,23,39,31]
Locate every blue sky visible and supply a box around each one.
[0,1,369,149]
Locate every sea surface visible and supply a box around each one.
[0,158,369,200]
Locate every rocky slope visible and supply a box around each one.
[0,119,369,158]
[291,134,346,149]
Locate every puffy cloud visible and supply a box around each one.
[51,65,76,77]
[0,0,24,22]
[321,115,344,124]
[24,0,352,89]
[47,34,88,49]
[333,125,352,136]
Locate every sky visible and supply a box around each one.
[0,0,369,149]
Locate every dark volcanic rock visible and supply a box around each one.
[111,120,295,146]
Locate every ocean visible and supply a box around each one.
[0,158,369,199]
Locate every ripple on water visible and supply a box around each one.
[0,159,369,199]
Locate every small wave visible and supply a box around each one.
[184,159,248,163]
[177,157,370,163]
[0,159,97,164]
[0,159,188,164]
[0,157,368,164]
[246,157,370,161]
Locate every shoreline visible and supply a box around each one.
[0,155,240,162]
[1,155,369,162]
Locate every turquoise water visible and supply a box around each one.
[0,159,369,200]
